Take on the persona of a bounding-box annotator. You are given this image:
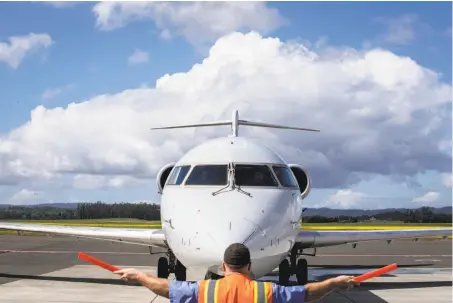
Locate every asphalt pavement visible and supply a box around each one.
[0,235,451,303]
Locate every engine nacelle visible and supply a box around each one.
[288,164,311,199]
[156,162,175,194]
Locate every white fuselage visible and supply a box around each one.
[159,136,305,278]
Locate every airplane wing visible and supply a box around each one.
[295,228,452,249]
[0,222,167,248]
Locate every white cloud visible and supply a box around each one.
[8,189,42,205]
[92,2,286,46]
[442,173,452,188]
[375,14,418,45]
[316,189,368,209]
[0,33,53,69]
[128,49,149,65]
[412,191,440,203]
[41,84,75,100]
[73,174,146,189]
[0,32,451,191]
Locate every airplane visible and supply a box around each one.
[0,109,451,286]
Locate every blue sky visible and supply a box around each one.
[0,1,451,209]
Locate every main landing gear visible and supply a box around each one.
[155,248,187,281]
[279,247,314,286]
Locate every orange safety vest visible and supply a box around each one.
[198,273,273,303]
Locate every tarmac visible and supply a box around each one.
[0,235,451,302]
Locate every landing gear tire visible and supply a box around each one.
[296,259,308,285]
[157,257,169,278]
[278,259,291,286]
[175,260,186,281]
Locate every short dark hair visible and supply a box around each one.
[223,243,251,269]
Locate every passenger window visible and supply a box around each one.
[167,166,191,185]
[235,165,278,187]
[185,165,228,186]
[272,166,298,188]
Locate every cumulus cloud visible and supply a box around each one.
[0,32,451,191]
[316,189,368,209]
[0,33,53,69]
[92,2,285,46]
[412,191,440,203]
[128,49,149,65]
[73,174,146,189]
[8,189,42,205]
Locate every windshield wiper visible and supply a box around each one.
[212,163,252,197]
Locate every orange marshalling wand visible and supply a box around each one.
[354,263,398,282]
[78,252,120,272]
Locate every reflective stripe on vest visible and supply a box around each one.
[198,279,272,303]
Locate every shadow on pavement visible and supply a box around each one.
[313,263,434,269]
[0,273,140,286]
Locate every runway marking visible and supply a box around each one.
[414,259,441,262]
[0,250,451,257]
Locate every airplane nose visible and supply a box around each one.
[196,217,269,264]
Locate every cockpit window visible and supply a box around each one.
[272,166,298,188]
[185,165,228,186]
[234,164,278,187]
[166,165,191,185]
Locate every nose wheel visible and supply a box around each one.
[295,259,308,285]
[278,247,310,286]
[279,259,291,285]
[155,248,187,281]
[157,257,169,278]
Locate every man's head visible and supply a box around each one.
[221,243,252,275]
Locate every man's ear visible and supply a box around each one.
[221,262,226,272]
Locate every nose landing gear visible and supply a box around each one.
[278,247,313,286]
[154,247,187,281]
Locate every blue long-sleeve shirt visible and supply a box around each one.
[169,280,306,302]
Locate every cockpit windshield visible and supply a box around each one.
[234,164,278,187]
[184,164,228,186]
[272,166,298,188]
[167,165,191,185]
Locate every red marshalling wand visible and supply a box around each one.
[353,263,398,283]
[78,252,120,272]
[78,251,398,282]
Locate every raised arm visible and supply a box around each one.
[304,275,358,302]
[114,268,199,302]
[115,268,171,298]
[273,275,358,302]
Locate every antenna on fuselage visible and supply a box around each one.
[150,110,321,136]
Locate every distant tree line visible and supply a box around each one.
[0,201,160,221]
[0,202,450,223]
[304,207,452,223]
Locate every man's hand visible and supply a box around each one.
[331,275,360,290]
[114,268,170,299]
[114,268,146,282]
